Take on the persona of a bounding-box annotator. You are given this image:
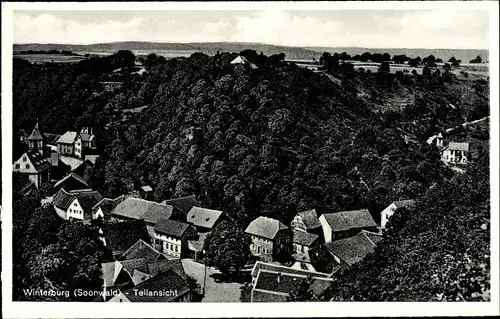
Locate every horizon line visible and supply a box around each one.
[12,41,489,51]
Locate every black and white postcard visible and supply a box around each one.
[2,1,499,318]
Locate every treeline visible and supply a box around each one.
[15,49,81,56]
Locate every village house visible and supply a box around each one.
[186,206,225,233]
[230,55,258,69]
[319,209,377,243]
[79,127,96,149]
[290,209,323,237]
[108,270,193,302]
[250,262,333,302]
[380,199,416,230]
[138,185,154,201]
[441,142,470,165]
[292,229,320,272]
[12,150,51,188]
[52,188,103,221]
[245,216,293,262]
[309,230,382,273]
[100,220,151,258]
[153,218,197,259]
[100,242,187,301]
[108,197,173,238]
[57,131,82,158]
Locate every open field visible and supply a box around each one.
[13,54,86,63]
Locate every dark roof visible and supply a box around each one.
[92,195,125,217]
[321,209,376,232]
[297,209,321,229]
[111,197,173,223]
[254,270,333,295]
[120,239,164,262]
[45,133,62,145]
[393,199,416,209]
[21,150,51,172]
[71,190,103,219]
[154,218,191,238]
[103,220,151,255]
[121,270,190,302]
[245,216,289,239]
[251,261,330,279]
[147,259,187,279]
[73,159,94,177]
[161,195,199,215]
[293,229,319,247]
[186,206,224,229]
[53,173,89,191]
[53,188,76,210]
[324,231,377,266]
[28,123,44,140]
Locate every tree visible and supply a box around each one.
[470,55,482,63]
[203,221,252,276]
[378,62,390,74]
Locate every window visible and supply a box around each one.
[70,209,72,213]
[23,157,27,162]
[301,246,304,253]
[15,164,20,169]
[257,246,261,253]
[174,245,178,252]
[74,203,77,206]
[25,164,30,169]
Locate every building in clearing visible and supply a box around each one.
[230,55,258,69]
[441,142,469,165]
[380,199,416,230]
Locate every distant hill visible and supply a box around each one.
[305,47,489,63]
[13,42,488,62]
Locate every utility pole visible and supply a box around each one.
[202,249,207,297]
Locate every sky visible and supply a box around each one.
[13,9,490,49]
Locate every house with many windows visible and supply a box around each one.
[57,131,82,157]
[245,216,293,262]
[441,142,469,165]
[153,218,197,259]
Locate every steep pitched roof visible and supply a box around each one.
[71,190,103,219]
[120,239,165,262]
[393,199,416,209]
[245,216,289,239]
[131,269,151,286]
[110,197,173,223]
[92,195,125,217]
[121,270,190,302]
[230,55,258,69]
[45,133,62,145]
[293,229,319,247]
[187,232,208,252]
[321,209,376,232]
[18,150,51,172]
[361,230,383,245]
[102,220,151,255]
[154,218,191,238]
[53,188,76,211]
[186,206,224,229]
[447,142,469,152]
[53,173,89,190]
[324,231,377,266]
[147,259,187,279]
[161,195,199,215]
[28,123,44,141]
[57,131,79,144]
[296,209,321,229]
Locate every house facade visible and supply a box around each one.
[380,199,415,230]
[12,150,51,188]
[57,131,82,157]
[245,216,293,262]
[154,219,196,259]
[52,188,103,221]
[441,142,469,165]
